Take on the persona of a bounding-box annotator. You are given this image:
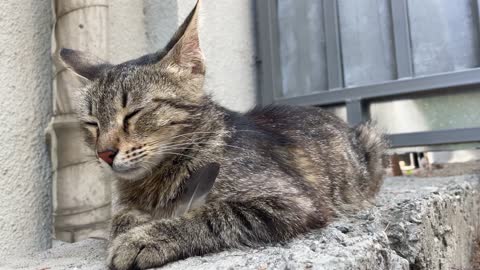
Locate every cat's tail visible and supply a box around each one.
[355,122,389,198]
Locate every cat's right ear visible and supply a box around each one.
[159,0,204,75]
[59,48,111,81]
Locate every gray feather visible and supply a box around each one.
[175,163,220,216]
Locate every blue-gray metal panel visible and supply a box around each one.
[277,0,328,97]
[389,127,480,147]
[255,0,282,105]
[408,0,480,76]
[323,0,344,90]
[390,0,414,78]
[338,0,396,86]
[346,99,368,126]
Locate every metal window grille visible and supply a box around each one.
[256,0,480,148]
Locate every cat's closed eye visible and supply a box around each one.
[81,121,99,144]
[124,108,143,132]
[169,120,191,126]
[84,121,98,127]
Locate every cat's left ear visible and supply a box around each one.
[161,0,204,75]
[59,48,111,81]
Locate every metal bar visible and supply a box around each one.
[274,68,480,106]
[346,99,368,126]
[389,127,480,147]
[474,0,480,39]
[390,0,414,78]
[255,0,283,105]
[323,0,344,89]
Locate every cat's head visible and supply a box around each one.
[60,0,217,181]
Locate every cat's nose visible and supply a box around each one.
[97,148,118,166]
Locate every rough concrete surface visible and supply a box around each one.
[3,175,479,270]
[0,0,53,257]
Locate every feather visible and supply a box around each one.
[175,163,220,216]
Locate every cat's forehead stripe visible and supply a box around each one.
[152,98,200,112]
[122,91,128,108]
[88,99,93,116]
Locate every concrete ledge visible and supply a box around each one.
[380,175,480,269]
[3,175,479,270]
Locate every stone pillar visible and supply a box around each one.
[50,0,112,242]
[0,1,53,256]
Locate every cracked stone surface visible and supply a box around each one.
[3,175,479,270]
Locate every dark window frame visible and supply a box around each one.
[255,0,480,148]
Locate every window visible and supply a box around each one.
[256,0,480,148]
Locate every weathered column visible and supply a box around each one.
[50,0,112,242]
[0,1,53,256]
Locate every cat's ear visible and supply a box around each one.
[161,0,204,74]
[59,48,111,81]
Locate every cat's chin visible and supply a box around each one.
[113,167,149,181]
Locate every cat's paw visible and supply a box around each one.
[107,229,168,270]
[110,210,152,240]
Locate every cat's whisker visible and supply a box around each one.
[144,129,264,146]
[157,143,250,153]
[154,140,250,153]
[147,138,224,148]
[151,131,227,143]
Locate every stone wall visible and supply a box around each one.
[0,0,53,257]
[5,175,479,269]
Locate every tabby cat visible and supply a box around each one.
[60,1,387,269]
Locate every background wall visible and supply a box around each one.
[0,1,53,256]
[109,0,149,63]
[182,0,258,112]
[109,0,259,112]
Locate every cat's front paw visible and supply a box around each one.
[107,229,169,270]
[110,209,152,240]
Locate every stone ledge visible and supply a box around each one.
[3,175,479,270]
